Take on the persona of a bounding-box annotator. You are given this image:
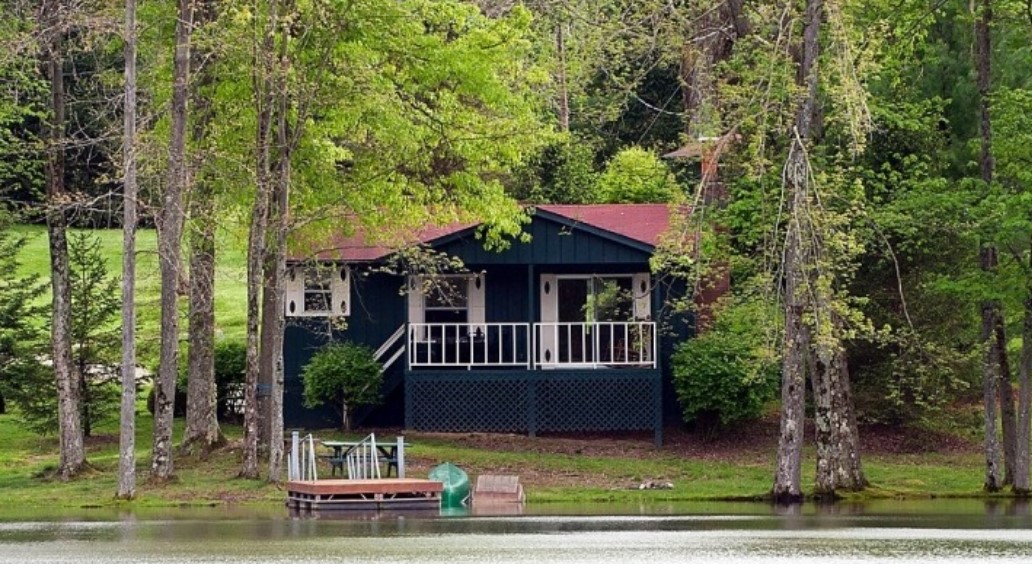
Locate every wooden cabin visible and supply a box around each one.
[281,204,693,444]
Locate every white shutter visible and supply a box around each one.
[407,275,425,341]
[284,265,304,317]
[632,273,651,320]
[538,274,558,367]
[468,272,486,328]
[331,264,350,316]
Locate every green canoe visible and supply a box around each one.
[428,462,470,508]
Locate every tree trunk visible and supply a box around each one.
[773,0,822,505]
[974,0,1003,493]
[258,248,276,450]
[117,0,139,500]
[1014,279,1032,495]
[80,368,91,438]
[996,316,1016,486]
[812,346,837,499]
[183,176,220,452]
[982,297,1003,492]
[42,5,86,480]
[265,67,290,484]
[240,0,278,480]
[182,0,222,454]
[152,0,194,481]
[555,23,569,132]
[833,349,866,490]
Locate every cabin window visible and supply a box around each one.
[423,276,469,324]
[286,263,350,317]
[558,276,634,323]
[303,266,333,313]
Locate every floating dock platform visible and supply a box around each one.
[286,478,444,511]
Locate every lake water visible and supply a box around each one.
[0,500,1030,563]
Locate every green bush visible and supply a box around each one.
[301,342,382,431]
[672,302,780,434]
[212,340,247,423]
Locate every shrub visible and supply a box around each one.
[212,340,247,423]
[672,301,780,435]
[300,342,382,431]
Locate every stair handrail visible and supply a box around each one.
[374,324,407,362]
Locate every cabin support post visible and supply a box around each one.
[653,375,663,447]
[404,377,413,430]
[527,377,538,438]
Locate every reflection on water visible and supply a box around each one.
[0,500,1029,563]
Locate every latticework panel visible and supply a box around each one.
[536,375,655,432]
[406,370,660,435]
[408,377,528,432]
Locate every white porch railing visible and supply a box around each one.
[408,323,530,369]
[533,321,656,369]
[406,321,656,369]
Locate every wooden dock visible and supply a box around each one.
[286,478,443,511]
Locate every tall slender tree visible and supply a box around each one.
[182,0,222,454]
[152,0,194,481]
[40,0,86,480]
[772,0,823,503]
[116,0,138,500]
[240,0,277,480]
[974,0,1004,493]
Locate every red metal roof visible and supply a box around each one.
[535,204,670,247]
[293,204,671,262]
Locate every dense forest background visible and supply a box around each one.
[1,0,1031,498]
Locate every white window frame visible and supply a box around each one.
[285,263,350,317]
[548,273,650,322]
[407,272,486,341]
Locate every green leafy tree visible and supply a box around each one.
[514,135,600,204]
[301,342,382,432]
[596,146,681,203]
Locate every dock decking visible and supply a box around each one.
[286,478,444,511]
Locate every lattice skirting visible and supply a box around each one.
[405,370,661,435]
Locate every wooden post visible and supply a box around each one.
[396,435,405,479]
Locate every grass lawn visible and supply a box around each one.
[12,224,249,366]
[0,405,1005,509]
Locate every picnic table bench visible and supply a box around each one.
[320,436,408,479]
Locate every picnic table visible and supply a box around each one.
[321,436,408,478]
